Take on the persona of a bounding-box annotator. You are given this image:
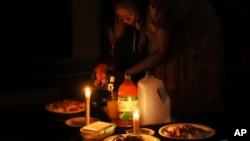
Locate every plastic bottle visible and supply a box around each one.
[117,74,138,127]
[137,71,171,125]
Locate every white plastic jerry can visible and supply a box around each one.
[137,71,171,125]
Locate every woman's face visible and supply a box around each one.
[115,6,136,26]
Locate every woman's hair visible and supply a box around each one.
[107,0,201,53]
[113,0,149,50]
[114,0,137,13]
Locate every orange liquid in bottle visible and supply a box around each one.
[117,74,138,127]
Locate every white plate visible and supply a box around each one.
[65,117,99,127]
[158,123,215,140]
[126,128,155,135]
[45,99,85,114]
[103,134,160,141]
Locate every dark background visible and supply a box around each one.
[210,0,250,127]
[1,0,72,62]
[0,0,249,139]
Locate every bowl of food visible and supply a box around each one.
[158,123,215,140]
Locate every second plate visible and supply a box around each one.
[65,117,99,127]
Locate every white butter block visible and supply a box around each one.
[80,121,116,140]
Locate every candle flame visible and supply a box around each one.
[134,109,139,117]
[85,87,91,98]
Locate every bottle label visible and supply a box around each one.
[117,97,138,126]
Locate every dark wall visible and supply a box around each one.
[2,0,72,63]
[209,0,250,125]
[1,0,97,93]
[209,0,250,73]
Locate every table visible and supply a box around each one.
[1,101,230,141]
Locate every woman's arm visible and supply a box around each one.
[125,27,170,75]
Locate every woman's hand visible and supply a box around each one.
[93,63,109,87]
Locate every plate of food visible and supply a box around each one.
[45,99,85,114]
[158,123,215,140]
[103,134,160,141]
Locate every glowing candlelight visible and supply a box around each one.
[133,109,140,134]
[85,87,91,125]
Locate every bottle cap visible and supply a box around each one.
[124,74,131,79]
[109,76,115,83]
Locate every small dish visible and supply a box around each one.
[65,117,99,127]
[126,128,155,135]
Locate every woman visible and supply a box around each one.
[94,1,148,88]
[97,0,226,122]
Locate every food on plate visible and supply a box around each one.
[46,99,85,113]
[112,134,143,141]
[161,123,214,139]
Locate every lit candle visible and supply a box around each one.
[85,87,91,125]
[133,109,140,134]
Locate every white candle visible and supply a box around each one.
[133,109,140,134]
[85,87,91,125]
